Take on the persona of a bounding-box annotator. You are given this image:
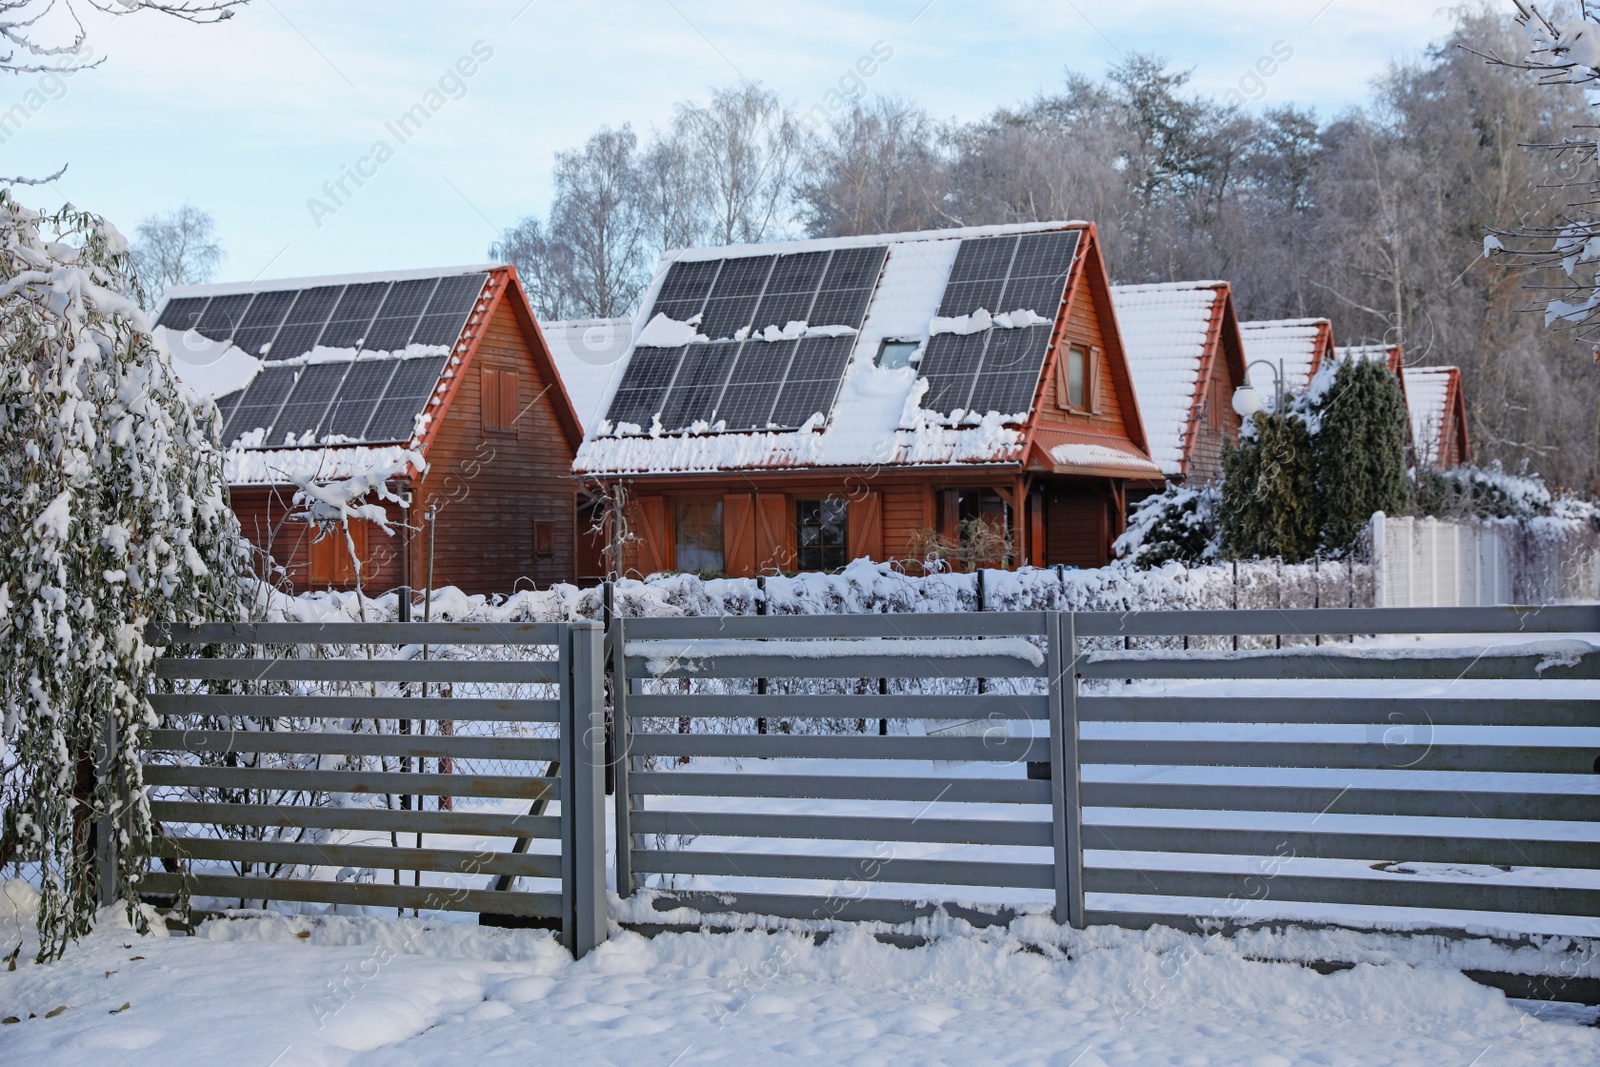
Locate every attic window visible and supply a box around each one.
[876,339,920,369]
[1058,345,1097,412]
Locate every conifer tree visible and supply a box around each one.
[1310,357,1413,553]
[1220,412,1319,562]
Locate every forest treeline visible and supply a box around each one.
[494,7,1599,492]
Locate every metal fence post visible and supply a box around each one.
[612,615,634,898]
[1048,611,1085,928]
[561,621,607,958]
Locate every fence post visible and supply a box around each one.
[561,621,607,958]
[612,615,634,898]
[1048,611,1085,929]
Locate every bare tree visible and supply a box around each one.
[797,96,946,237]
[671,83,799,245]
[131,203,225,304]
[490,215,575,320]
[549,125,650,318]
[638,131,705,254]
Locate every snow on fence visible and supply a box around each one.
[1374,512,1600,607]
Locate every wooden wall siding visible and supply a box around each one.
[881,484,931,561]
[1187,334,1243,486]
[230,487,407,594]
[1045,486,1111,569]
[848,491,883,561]
[416,294,577,594]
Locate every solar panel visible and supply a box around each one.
[221,364,299,445]
[766,251,829,293]
[750,291,816,333]
[324,360,400,440]
[269,362,352,444]
[658,342,739,431]
[656,259,721,305]
[917,332,987,413]
[604,346,685,430]
[806,288,873,329]
[707,255,775,298]
[769,335,854,428]
[715,340,793,430]
[363,356,448,442]
[425,274,487,318]
[364,277,440,350]
[947,235,1017,283]
[699,296,758,340]
[157,297,209,333]
[196,293,253,341]
[230,290,297,355]
[265,286,343,359]
[318,282,391,348]
[212,386,245,431]
[819,245,887,291]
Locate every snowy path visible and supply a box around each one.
[0,911,1596,1066]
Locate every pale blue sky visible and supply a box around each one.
[1,0,1458,283]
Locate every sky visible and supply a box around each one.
[1,0,1461,285]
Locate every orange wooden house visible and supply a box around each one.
[155,265,585,595]
[1109,280,1248,490]
[1402,365,1470,468]
[571,222,1160,578]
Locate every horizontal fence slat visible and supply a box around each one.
[158,621,564,646]
[143,765,555,801]
[638,890,1018,928]
[1078,651,1598,681]
[622,612,1049,640]
[150,693,561,723]
[631,772,1049,805]
[155,658,560,684]
[627,693,1050,721]
[146,729,557,763]
[1079,739,1596,775]
[633,850,1054,889]
[1082,866,1600,917]
[628,732,1048,763]
[149,801,559,839]
[139,872,559,917]
[153,836,561,879]
[1081,781,1595,822]
[1072,605,1600,638]
[631,810,1051,847]
[1079,695,1596,727]
[626,653,1044,680]
[1083,824,1598,870]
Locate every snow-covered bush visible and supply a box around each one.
[1114,484,1221,569]
[1414,461,1575,522]
[1220,411,1319,561]
[0,193,249,959]
[1307,357,1412,554]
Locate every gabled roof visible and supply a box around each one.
[573,221,1157,478]
[1335,343,1404,376]
[156,266,583,485]
[1404,365,1469,467]
[540,317,633,434]
[1110,280,1244,478]
[1239,317,1334,395]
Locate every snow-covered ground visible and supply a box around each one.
[0,901,1596,1066]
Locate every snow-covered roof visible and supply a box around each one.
[540,317,634,434]
[224,444,425,487]
[574,221,1153,477]
[1335,343,1401,374]
[159,264,494,302]
[1239,318,1330,394]
[1404,365,1461,467]
[1110,281,1227,476]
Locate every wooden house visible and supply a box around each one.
[571,222,1160,577]
[1238,317,1336,397]
[155,265,585,596]
[1402,366,1470,469]
[1109,280,1247,489]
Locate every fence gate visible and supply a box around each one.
[141,620,605,956]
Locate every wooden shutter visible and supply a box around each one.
[754,494,790,572]
[307,528,332,586]
[847,491,882,562]
[722,494,756,577]
[481,367,500,432]
[501,370,519,433]
[633,496,669,576]
[1087,346,1102,413]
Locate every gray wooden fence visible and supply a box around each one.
[142,620,605,957]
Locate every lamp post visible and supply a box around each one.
[1233,358,1286,419]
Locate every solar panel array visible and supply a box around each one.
[604,246,887,433]
[918,230,1078,416]
[157,272,486,360]
[216,355,449,447]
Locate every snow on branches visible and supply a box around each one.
[0,191,249,959]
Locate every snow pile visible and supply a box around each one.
[1110,281,1226,475]
[929,307,1052,335]
[224,443,424,487]
[155,326,261,399]
[0,912,1594,1064]
[634,311,708,348]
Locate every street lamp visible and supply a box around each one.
[1234,358,1286,418]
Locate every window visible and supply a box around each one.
[482,366,519,433]
[533,520,555,558]
[795,499,848,571]
[876,339,920,369]
[1058,345,1095,411]
[673,500,724,573]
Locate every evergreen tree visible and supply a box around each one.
[0,193,249,959]
[1310,357,1413,553]
[1220,412,1319,562]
